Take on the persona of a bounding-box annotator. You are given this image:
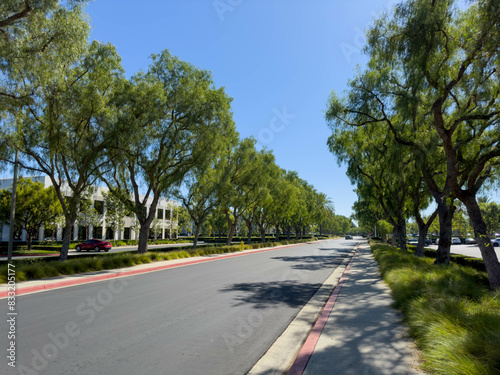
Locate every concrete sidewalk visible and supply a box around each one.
[298,243,424,375]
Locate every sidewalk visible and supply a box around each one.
[295,243,424,375]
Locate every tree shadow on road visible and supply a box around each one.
[219,281,323,309]
[271,249,351,271]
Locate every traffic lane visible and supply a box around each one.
[1,239,359,375]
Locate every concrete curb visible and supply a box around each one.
[287,250,357,375]
[247,243,360,375]
[0,241,324,299]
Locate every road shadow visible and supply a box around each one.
[219,281,323,309]
[271,249,351,271]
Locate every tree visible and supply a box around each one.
[175,136,237,247]
[102,191,128,241]
[1,1,91,261]
[377,220,393,243]
[245,154,278,243]
[219,138,270,245]
[208,208,229,239]
[0,177,62,249]
[102,50,236,253]
[363,0,500,288]
[8,41,124,261]
[1,0,89,113]
[176,206,193,236]
[333,215,352,236]
[76,192,101,241]
[327,121,412,251]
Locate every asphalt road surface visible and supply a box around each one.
[1,239,358,375]
[427,243,500,259]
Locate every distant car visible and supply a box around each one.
[345,235,353,240]
[451,237,461,245]
[75,239,112,252]
[407,238,418,245]
[492,239,500,247]
[425,238,432,246]
[465,238,477,244]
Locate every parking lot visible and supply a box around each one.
[426,243,500,259]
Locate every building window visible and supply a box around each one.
[158,209,164,220]
[94,226,103,239]
[106,227,114,240]
[165,210,171,220]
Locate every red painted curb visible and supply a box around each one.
[287,250,358,375]
[0,241,321,298]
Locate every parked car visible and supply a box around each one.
[451,237,461,245]
[407,238,418,245]
[345,235,352,240]
[75,239,112,252]
[492,239,500,247]
[465,237,477,244]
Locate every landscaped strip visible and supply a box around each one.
[371,242,500,375]
[0,239,317,284]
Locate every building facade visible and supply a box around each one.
[0,176,178,242]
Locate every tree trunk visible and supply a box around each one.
[138,224,150,253]
[461,194,500,289]
[246,218,253,244]
[275,225,280,241]
[260,225,266,243]
[226,224,236,246]
[59,218,75,261]
[295,226,300,240]
[193,223,201,248]
[391,228,397,247]
[397,214,407,252]
[27,231,33,251]
[436,197,454,264]
[415,208,438,257]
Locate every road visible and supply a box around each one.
[1,239,358,375]
[427,243,500,259]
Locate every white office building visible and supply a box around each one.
[0,176,178,242]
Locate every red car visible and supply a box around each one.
[75,239,112,252]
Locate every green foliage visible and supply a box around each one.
[479,200,500,235]
[0,177,62,249]
[372,243,499,374]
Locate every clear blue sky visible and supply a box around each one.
[84,0,399,219]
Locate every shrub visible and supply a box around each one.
[372,243,500,375]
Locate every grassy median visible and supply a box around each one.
[0,239,316,284]
[371,242,500,375]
